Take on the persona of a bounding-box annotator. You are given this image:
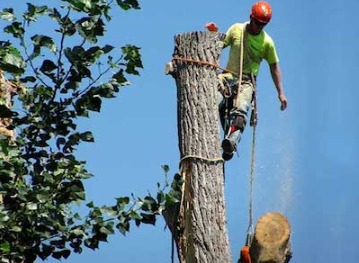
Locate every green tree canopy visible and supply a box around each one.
[0,1,181,262]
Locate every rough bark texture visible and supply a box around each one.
[0,70,21,204]
[0,70,19,140]
[250,212,292,263]
[165,32,292,263]
[168,31,231,263]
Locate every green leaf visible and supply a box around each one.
[112,69,127,86]
[84,237,99,250]
[121,45,143,75]
[75,90,102,116]
[59,179,86,203]
[89,207,102,219]
[0,42,25,74]
[70,228,85,238]
[116,220,130,235]
[36,193,50,203]
[116,0,140,10]
[99,225,114,235]
[40,59,58,75]
[141,196,158,212]
[102,44,114,53]
[0,8,15,21]
[0,242,10,253]
[80,131,94,142]
[165,193,180,206]
[95,83,117,98]
[156,191,165,204]
[24,4,49,22]
[161,165,170,174]
[52,249,71,260]
[50,239,65,249]
[84,46,103,63]
[100,206,117,217]
[19,75,36,83]
[4,21,24,38]
[140,213,156,225]
[116,197,129,211]
[39,244,54,260]
[86,201,94,208]
[65,0,94,12]
[11,226,22,232]
[31,35,57,58]
[0,105,15,118]
[51,9,76,36]
[26,202,38,210]
[129,210,141,220]
[76,17,104,43]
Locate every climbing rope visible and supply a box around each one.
[241,84,258,263]
[172,57,239,76]
[179,154,224,166]
[236,22,256,239]
[179,154,224,173]
[248,113,257,234]
[247,73,258,242]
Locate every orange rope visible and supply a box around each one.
[172,57,238,76]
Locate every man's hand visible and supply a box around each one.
[205,22,218,32]
[279,94,288,111]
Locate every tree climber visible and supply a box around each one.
[206,1,288,161]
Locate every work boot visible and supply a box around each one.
[222,128,240,152]
[221,129,240,161]
[222,138,236,154]
[222,151,234,161]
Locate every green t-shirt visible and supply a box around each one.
[223,22,278,76]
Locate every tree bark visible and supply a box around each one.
[0,70,21,205]
[165,32,292,263]
[250,212,292,263]
[0,69,20,140]
[167,31,231,263]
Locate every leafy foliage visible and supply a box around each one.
[0,1,180,262]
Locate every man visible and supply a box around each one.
[206,1,288,161]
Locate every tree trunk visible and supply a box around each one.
[0,69,18,140]
[165,32,292,263]
[250,212,292,263]
[0,70,20,205]
[167,31,231,263]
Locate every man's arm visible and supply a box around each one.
[269,62,287,111]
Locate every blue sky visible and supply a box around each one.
[2,0,359,262]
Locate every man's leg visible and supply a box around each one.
[222,81,254,159]
[217,73,235,133]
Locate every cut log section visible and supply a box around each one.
[250,212,292,263]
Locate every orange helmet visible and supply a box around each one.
[251,1,272,24]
